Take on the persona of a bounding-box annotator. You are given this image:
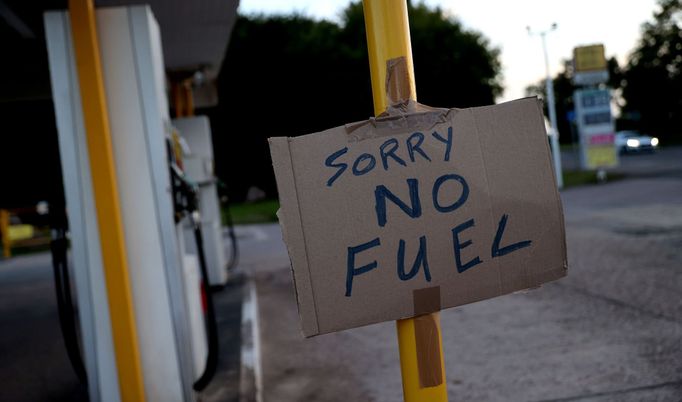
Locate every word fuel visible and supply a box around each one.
[323,127,532,297]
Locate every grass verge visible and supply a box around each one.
[562,170,624,188]
[223,199,280,225]
[220,171,623,226]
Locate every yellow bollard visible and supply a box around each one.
[69,0,146,400]
[0,209,10,258]
[184,81,195,117]
[171,79,194,118]
[362,1,448,401]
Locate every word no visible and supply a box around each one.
[344,173,532,296]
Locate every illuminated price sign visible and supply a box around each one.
[574,88,618,169]
[573,44,609,85]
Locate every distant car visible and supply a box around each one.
[615,131,659,154]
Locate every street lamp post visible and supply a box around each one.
[528,23,563,189]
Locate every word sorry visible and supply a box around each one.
[325,127,454,187]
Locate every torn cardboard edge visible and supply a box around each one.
[269,138,319,336]
[276,207,312,333]
[344,101,453,142]
[532,97,569,271]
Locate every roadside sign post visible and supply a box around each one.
[572,44,618,173]
[527,24,563,189]
[540,30,563,189]
[362,1,448,400]
[574,88,618,171]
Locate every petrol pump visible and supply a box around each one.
[174,116,232,287]
[45,5,224,401]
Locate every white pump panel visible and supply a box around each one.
[175,116,229,286]
[46,5,208,401]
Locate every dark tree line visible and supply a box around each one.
[621,0,681,137]
[527,0,681,144]
[207,2,503,201]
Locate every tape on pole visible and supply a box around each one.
[413,287,443,388]
[386,56,412,105]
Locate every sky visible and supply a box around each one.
[239,0,660,102]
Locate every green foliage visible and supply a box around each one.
[223,200,280,225]
[410,3,503,104]
[340,2,503,105]
[210,1,503,201]
[621,0,682,138]
[562,170,624,188]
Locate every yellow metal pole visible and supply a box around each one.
[363,0,417,115]
[68,1,147,401]
[0,209,11,258]
[362,1,448,401]
[184,81,195,117]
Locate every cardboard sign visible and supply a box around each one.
[269,97,567,337]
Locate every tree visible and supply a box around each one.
[525,60,576,144]
[621,0,682,139]
[210,1,503,200]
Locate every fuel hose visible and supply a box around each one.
[50,211,87,384]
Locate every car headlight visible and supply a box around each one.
[626,139,640,147]
[651,137,659,146]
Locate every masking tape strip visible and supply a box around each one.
[386,56,412,105]
[412,286,443,388]
[344,56,453,142]
[346,112,449,143]
[414,314,443,388]
[413,286,441,316]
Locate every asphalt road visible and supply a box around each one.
[0,253,88,401]
[246,146,682,401]
[561,144,682,179]
[0,244,244,402]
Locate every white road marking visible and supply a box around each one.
[227,225,269,242]
[240,280,263,402]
